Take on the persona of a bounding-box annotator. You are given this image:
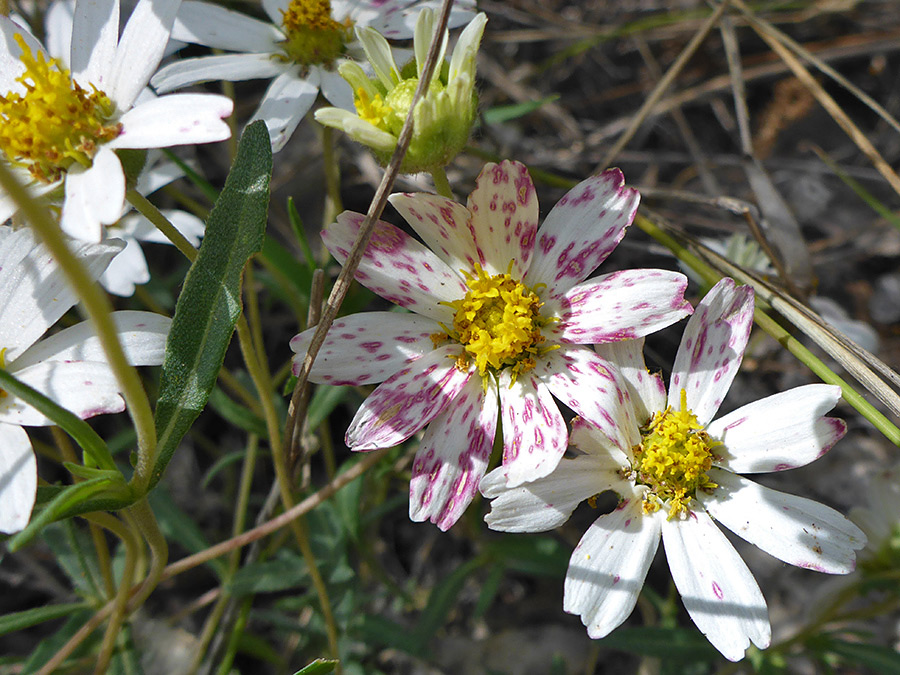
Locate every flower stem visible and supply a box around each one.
[0,162,158,470]
[125,497,169,613]
[322,125,343,225]
[126,188,198,262]
[431,166,454,198]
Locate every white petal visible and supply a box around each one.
[61,147,125,242]
[261,0,289,25]
[0,424,36,534]
[250,70,319,152]
[669,278,755,425]
[355,25,399,88]
[707,384,846,473]
[662,509,771,661]
[594,338,666,425]
[290,312,439,385]
[410,376,496,531]
[702,469,866,574]
[109,0,182,110]
[11,311,170,370]
[483,454,623,533]
[569,416,632,466]
[537,347,640,453]
[0,229,122,358]
[0,15,42,93]
[99,235,150,296]
[346,345,472,450]
[171,1,282,52]
[447,11,486,82]
[45,0,75,64]
[110,94,233,148]
[319,68,355,111]
[151,53,287,93]
[525,169,640,297]
[564,497,661,639]
[499,372,567,487]
[71,0,118,89]
[0,361,124,426]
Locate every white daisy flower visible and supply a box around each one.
[482,278,867,661]
[0,0,233,243]
[291,160,692,530]
[151,0,476,151]
[0,227,171,534]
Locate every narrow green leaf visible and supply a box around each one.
[108,624,143,675]
[9,475,127,551]
[0,369,115,471]
[208,386,268,438]
[823,638,900,671]
[261,233,312,303]
[0,602,88,636]
[162,148,219,204]
[482,95,560,125]
[21,608,96,672]
[148,489,228,579]
[151,121,271,489]
[359,615,421,654]
[485,534,569,578]
[294,659,339,675]
[228,550,310,596]
[411,557,483,652]
[307,385,350,430]
[287,196,318,272]
[42,521,105,600]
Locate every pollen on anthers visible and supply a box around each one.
[279,0,353,66]
[0,35,121,184]
[434,262,553,382]
[632,389,719,519]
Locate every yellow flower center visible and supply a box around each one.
[0,35,121,184]
[279,0,352,66]
[439,263,548,378]
[632,389,719,519]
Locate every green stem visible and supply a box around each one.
[321,125,343,225]
[0,163,157,475]
[86,513,140,675]
[125,497,169,612]
[430,166,454,199]
[126,189,198,262]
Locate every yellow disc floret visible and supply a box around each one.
[441,263,548,378]
[0,35,121,184]
[632,389,719,519]
[280,0,352,66]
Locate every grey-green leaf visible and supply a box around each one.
[150,121,271,490]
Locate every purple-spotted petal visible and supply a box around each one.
[537,346,639,452]
[525,169,639,297]
[550,269,691,344]
[346,345,472,450]
[707,384,845,473]
[290,312,439,385]
[593,338,666,425]
[388,192,481,274]
[482,453,625,533]
[499,371,566,487]
[569,415,632,466]
[564,497,661,639]
[409,376,497,531]
[323,212,465,323]
[662,509,771,661]
[465,160,538,278]
[669,278,754,425]
[702,469,866,574]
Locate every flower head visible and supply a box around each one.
[0,0,232,242]
[481,278,867,661]
[0,227,171,533]
[315,8,485,172]
[291,160,691,530]
[152,0,477,151]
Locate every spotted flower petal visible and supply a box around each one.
[525,169,640,298]
[346,345,472,450]
[409,376,496,531]
[290,312,439,385]
[669,278,754,425]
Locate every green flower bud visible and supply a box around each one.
[315,9,486,173]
